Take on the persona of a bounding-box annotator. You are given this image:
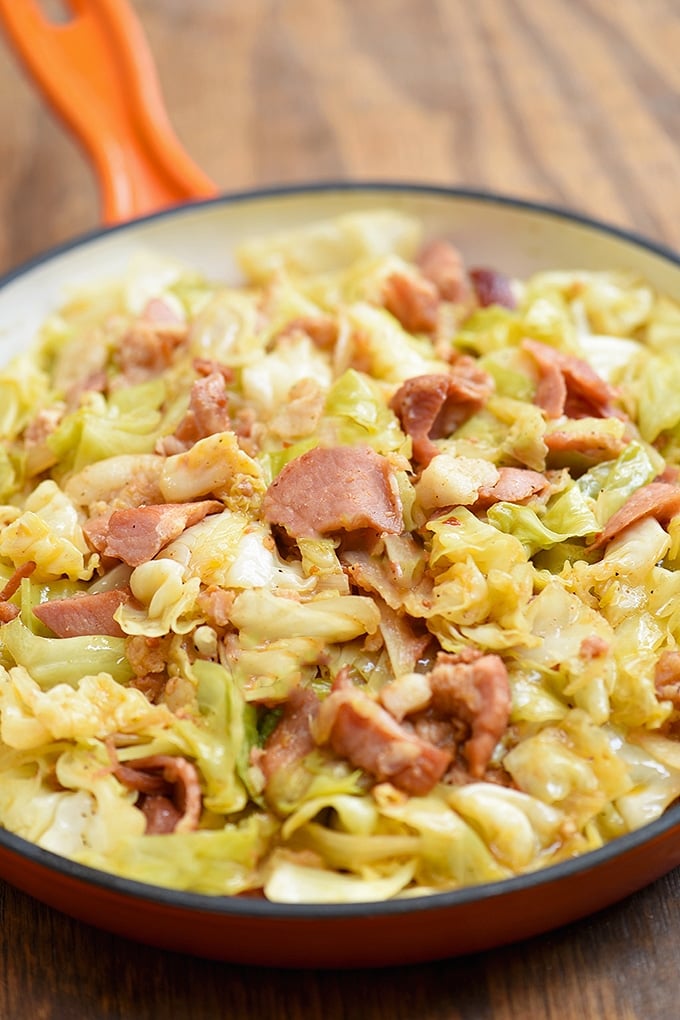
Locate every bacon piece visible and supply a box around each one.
[113,754,202,834]
[426,651,511,778]
[277,314,339,351]
[469,267,516,309]
[158,372,231,455]
[114,312,187,387]
[315,677,451,796]
[655,650,680,708]
[522,339,620,420]
[417,239,470,303]
[0,604,20,623]
[390,361,494,466]
[592,482,680,549]
[141,298,183,326]
[474,467,548,510]
[263,446,403,539]
[580,635,609,660]
[0,561,36,602]
[95,500,223,567]
[32,588,132,638]
[545,427,626,463]
[260,686,320,782]
[381,272,440,333]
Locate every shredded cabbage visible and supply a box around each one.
[2,209,680,905]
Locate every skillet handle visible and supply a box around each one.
[0,0,217,224]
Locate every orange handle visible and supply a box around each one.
[0,0,218,224]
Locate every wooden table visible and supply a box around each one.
[1,1,680,1016]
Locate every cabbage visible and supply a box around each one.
[231,589,381,644]
[0,618,132,688]
[323,369,409,456]
[236,210,422,282]
[0,354,51,441]
[345,303,447,383]
[0,480,96,582]
[159,432,264,509]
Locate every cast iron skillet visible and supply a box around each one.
[1,0,680,969]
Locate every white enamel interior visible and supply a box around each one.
[2,186,680,367]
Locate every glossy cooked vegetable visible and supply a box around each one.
[2,210,680,903]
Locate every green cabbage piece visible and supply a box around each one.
[323,368,409,456]
[0,618,132,689]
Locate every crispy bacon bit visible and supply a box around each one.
[474,467,549,510]
[580,635,609,660]
[655,650,680,708]
[522,339,620,420]
[32,588,132,638]
[95,500,223,567]
[389,361,494,466]
[114,314,187,387]
[193,358,234,382]
[141,298,183,326]
[196,586,236,628]
[469,267,516,309]
[278,315,339,350]
[260,686,320,782]
[157,371,231,455]
[592,482,680,549]
[263,446,403,538]
[418,239,470,303]
[0,561,36,602]
[426,651,511,778]
[314,675,451,796]
[113,754,202,834]
[0,604,20,623]
[130,673,168,704]
[381,272,440,333]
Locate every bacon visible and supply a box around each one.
[592,482,680,549]
[263,445,403,539]
[315,676,451,796]
[260,686,320,782]
[545,427,626,463]
[390,361,494,466]
[381,272,440,333]
[158,371,231,455]
[655,650,680,708]
[580,635,609,659]
[417,239,470,303]
[469,267,516,309]
[0,561,36,602]
[426,651,511,778]
[114,313,187,387]
[522,339,620,420]
[474,467,548,510]
[0,603,20,623]
[141,298,183,326]
[92,500,223,567]
[32,588,132,638]
[113,754,202,834]
[277,314,339,350]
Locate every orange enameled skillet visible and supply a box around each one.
[1,0,680,968]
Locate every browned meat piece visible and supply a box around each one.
[260,686,321,782]
[0,561,36,602]
[196,586,236,628]
[277,314,339,350]
[263,446,403,538]
[113,754,202,834]
[579,635,609,659]
[417,239,470,303]
[426,651,511,778]
[0,603,20,623]
[93,500,223,567]
[474,467,549,510]
[32,588,132,638]
[314,676,452,795]
[469,267,516,309]
[545,427,626,464]
[381,271,440,333]
[655,650,680,708]
[389,361,494,466]
[114,307,187,387]
[592,481,680,549]
[522,339,620,420]
[158,371,231,455]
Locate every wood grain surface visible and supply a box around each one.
[1,1,680,1017]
